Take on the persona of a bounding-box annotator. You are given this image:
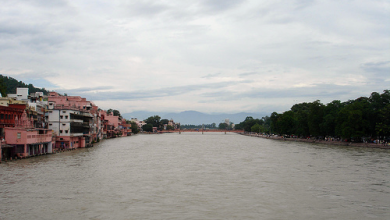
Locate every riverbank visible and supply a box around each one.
[242,133,390,149]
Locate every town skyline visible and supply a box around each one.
[1,0,389,114]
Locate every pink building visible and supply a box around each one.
[104,112,120,128]
[99,111,131,138]
[120,119,132,137]
[3,111,53,160]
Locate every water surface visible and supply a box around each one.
[1,133,389,219]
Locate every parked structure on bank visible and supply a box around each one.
[1,88,131,162]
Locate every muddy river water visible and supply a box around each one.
[1,132,389,219]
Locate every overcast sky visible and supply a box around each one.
[1,0,389,115]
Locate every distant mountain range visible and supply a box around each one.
[122,110,269,125]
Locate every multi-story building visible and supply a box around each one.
[100,110,119,138]
[47,92,93,149]
[119,119,132,136]
[6,88,48,129]
[2,110,53,160]
[27,92,47,128]
[0,99,27,137]
[7,88,28,101]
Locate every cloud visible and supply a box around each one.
[199,0,247,13]
[119,0,169,18]
[202,73,221,78]
[65,81,232,101]
[0,0,388,114]
[361,61,390,75]
[239,72,258,77]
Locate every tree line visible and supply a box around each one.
[237,90,390,142]
[180,123,217,129]
[141,115,175,132]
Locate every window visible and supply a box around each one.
[17,132,21,139]
[60,116,63,119]
[60,130,63,133]
[65,130,69,133]
[62,124,66,126]
[63,111,66,113]
[65,116,68,119]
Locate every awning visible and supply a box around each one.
[1,144,14,148]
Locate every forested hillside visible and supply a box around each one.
[0,74,50,96]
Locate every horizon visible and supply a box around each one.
[1,1,388,115]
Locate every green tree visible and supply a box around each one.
[278,110,295,135]
[142,124,153,132]
[218,123,228,130]
[308,100,324,137]
[237,116,264,132]
[375,104,390,138]
[130,121,140,134]
[166,125,174,130]
[291,102,310,137]
[251,123,261,133]
[337,99,371,141]
[0,78,6,97]
[320,100,342,137]
[261,116,271,134]
[145,115,161,128]
[160,119,169,125]
[270,112,280,134]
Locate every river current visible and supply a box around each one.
[1,132,389,220]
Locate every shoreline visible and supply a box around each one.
[242,133,390,149]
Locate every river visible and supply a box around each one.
[1,132,389,220]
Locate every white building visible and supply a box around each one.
[8,88,29,101]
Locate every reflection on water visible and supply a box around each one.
[1,133,389,220]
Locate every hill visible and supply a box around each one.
[0,74,50,95]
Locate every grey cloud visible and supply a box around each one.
[241,84,370,102]
[67,82,232,101]
[58,86,115,94]
[22,0,70,8]
[199,83,371,105]
[202,73,221,78]
[292,0,316,10]
[239,72,258,77]
[0,0,388,114]
[361,61,390,75]
[0,22,42,36]
[17,71,60,79]
[120,0,169,17]
[200,0,246,12]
